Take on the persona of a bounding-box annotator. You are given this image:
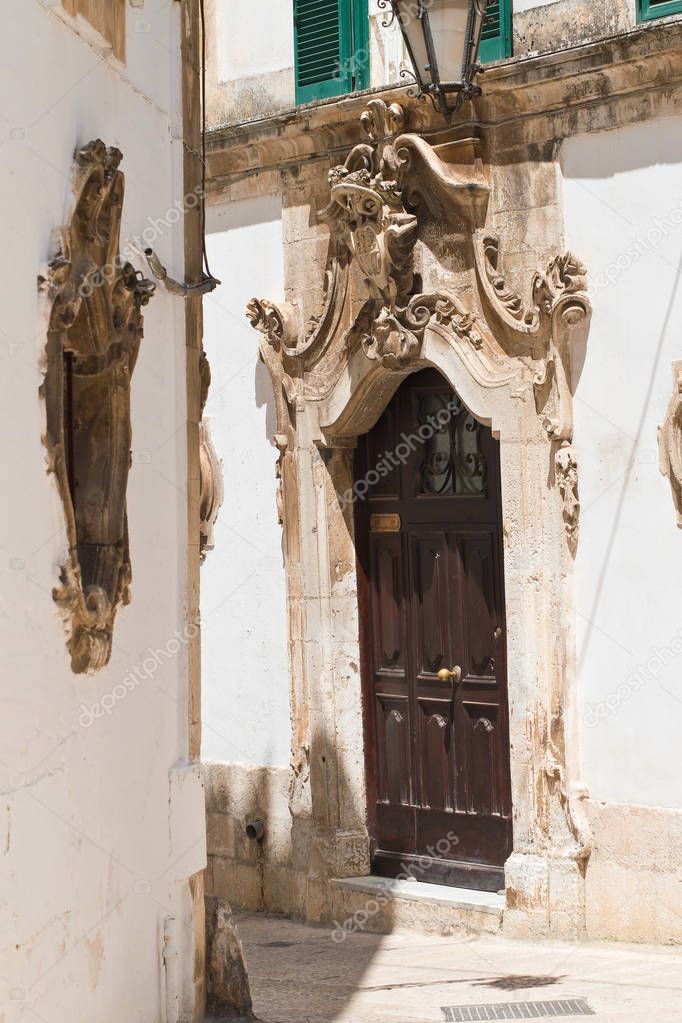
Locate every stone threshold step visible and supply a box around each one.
[329,876,504,937]
[332,875,505,914]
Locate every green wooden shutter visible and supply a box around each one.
[294,0,369,106]
[479,0,512,64]
[638,0,682,19]
[352,0,370,93]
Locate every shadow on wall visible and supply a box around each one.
[561,115,682,182]
[202,724,386,1021]
[226,912,385,1023]
[254,357,278,458]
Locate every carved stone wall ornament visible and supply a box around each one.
[479,235,536,327]
[359,98,405,143]
[199,418,224,560]
[327,166,419,367]
[41,140,155,673]
[555,444,580,556]
[245,297,299,354]
[273,433,289,526]
[658,360,682,528]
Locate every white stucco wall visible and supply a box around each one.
[211,0,406,124]
[201,197,291,769]
[217,0,404,84]
[368,0,407,88]
[0,3,203,1021]
[218,0,295,82]
[562,118,682,810]
[513,0,562,11]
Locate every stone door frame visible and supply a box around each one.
[249,99,593,936]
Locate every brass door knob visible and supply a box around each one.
[437,666,462,683]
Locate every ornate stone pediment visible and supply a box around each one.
[41,140,155,673]
[247,100,591,553]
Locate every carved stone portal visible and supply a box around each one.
[248,98,591,555]
[246,99,594,890]
[41,140,155,674]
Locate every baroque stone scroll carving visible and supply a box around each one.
[41,140,155,673]
[247,99,591,553]
[474,240,590,554]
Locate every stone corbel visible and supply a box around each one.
[658,360,682,527]
[392,132,490,227]
[534,254,591,441]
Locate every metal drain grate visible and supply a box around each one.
[442,999,595,1021]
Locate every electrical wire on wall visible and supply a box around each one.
[144,0,219,297]
[199,0,215,285]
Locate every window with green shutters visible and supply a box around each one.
[479,0,512,64]
[638,0,682,19]
[294,0,369,106]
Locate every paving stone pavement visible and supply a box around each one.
[234,910,682,1023]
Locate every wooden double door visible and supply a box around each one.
[356,370,512,892]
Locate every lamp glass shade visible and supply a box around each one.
[427,0,470,85]
[394,0,487,95]
[395,1,431,89]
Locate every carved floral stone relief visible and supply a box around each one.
[247,99,592,555]
[41,140,155,673]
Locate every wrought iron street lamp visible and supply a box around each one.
[379,0,489,115]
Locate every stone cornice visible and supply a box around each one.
[206,20,682,193]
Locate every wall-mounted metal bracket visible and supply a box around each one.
[145,248,220,297]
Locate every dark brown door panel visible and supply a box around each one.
[357,369,513,890]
